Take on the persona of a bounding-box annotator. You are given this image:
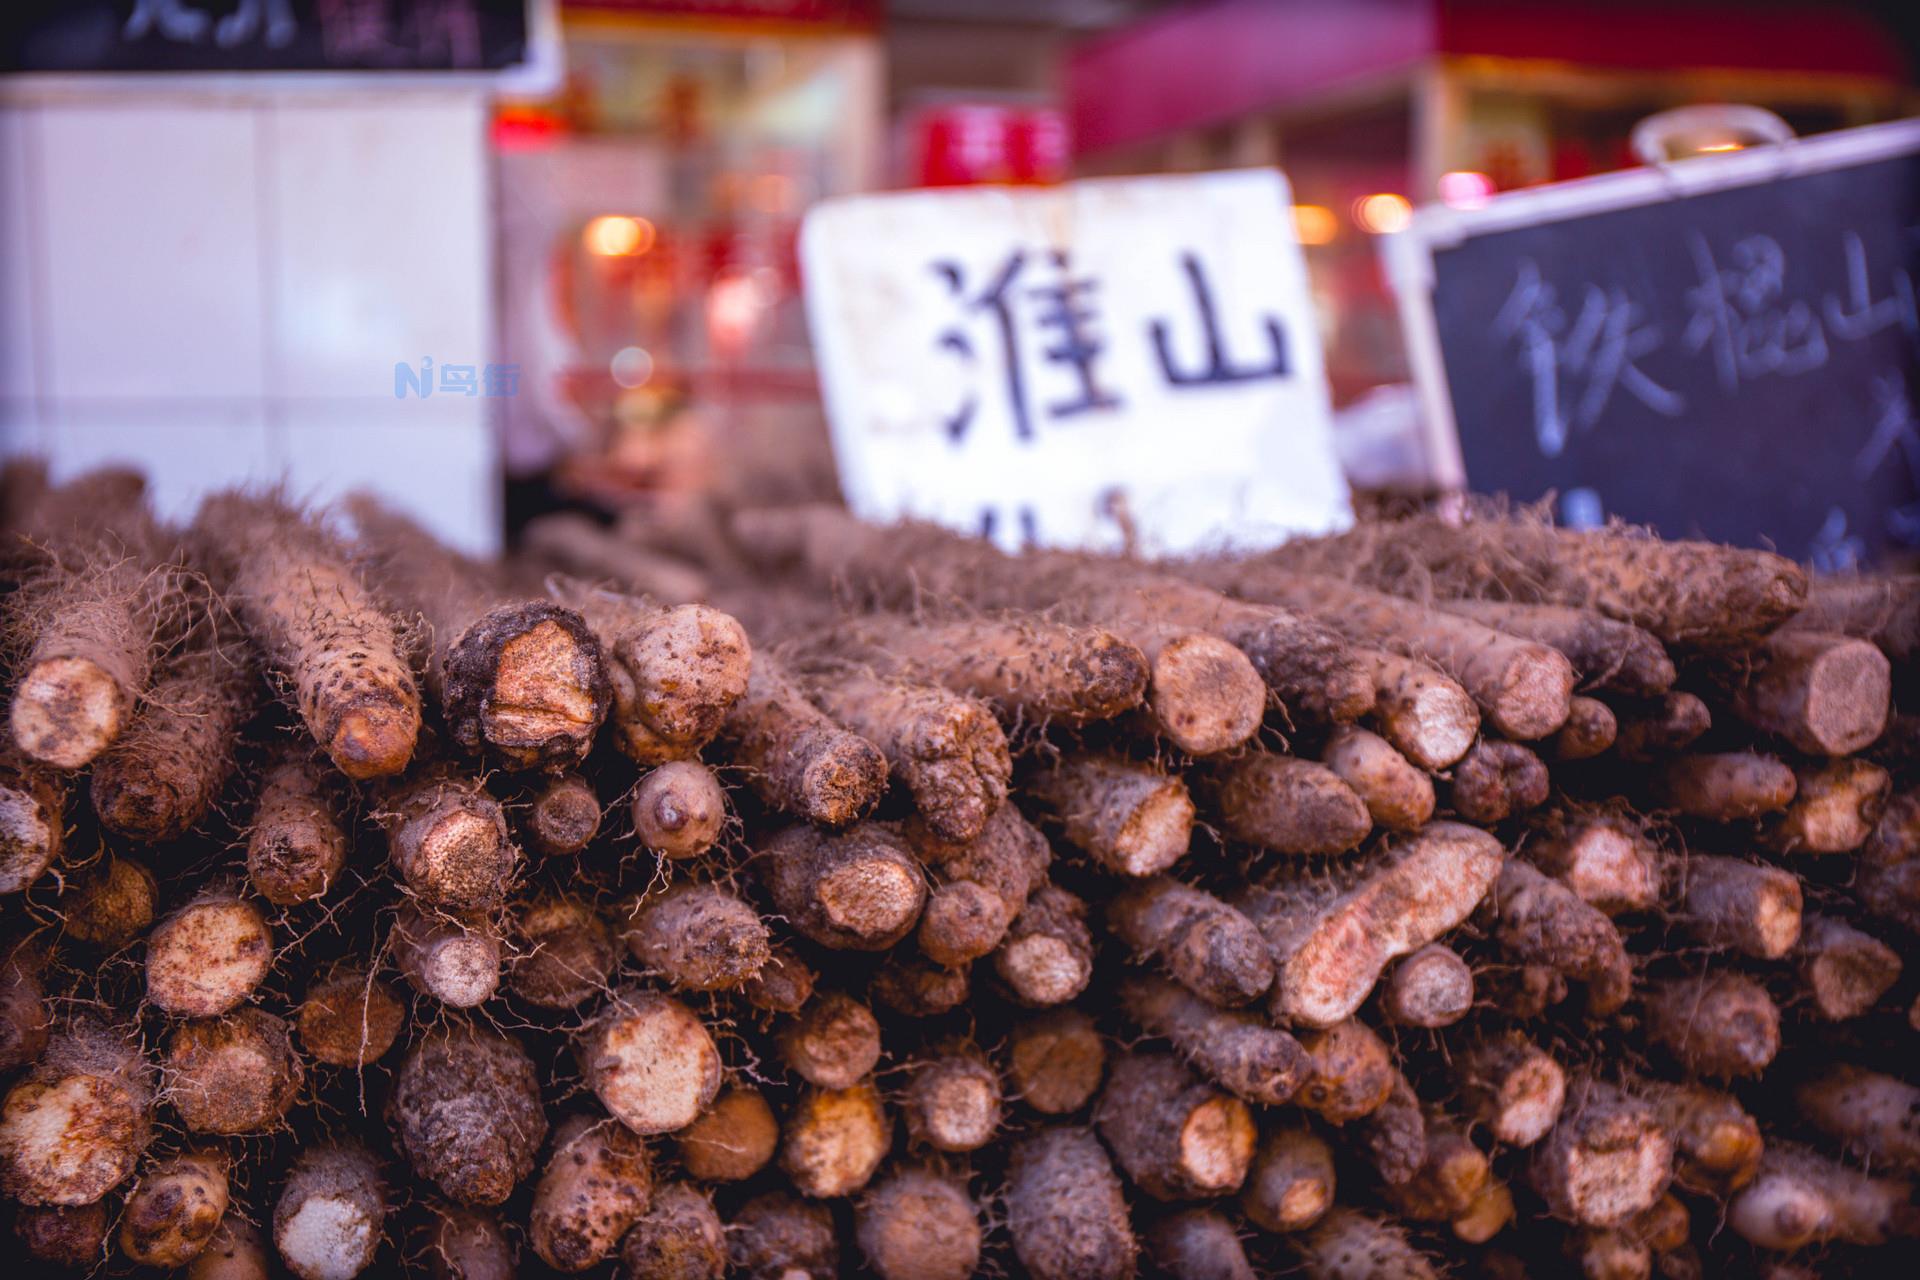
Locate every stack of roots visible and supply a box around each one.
[4,462,1920,1280]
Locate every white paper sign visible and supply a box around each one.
[800,169,1352,555]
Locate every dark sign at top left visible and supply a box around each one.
[2,1,530,74]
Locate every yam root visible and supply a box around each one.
[1729,1144,1918,1250]
[1237,822,1504,1028]
[1322,724,1435,832]
[993,885,1095,1006]
[622,1182,726,1280]
[1613,692,1711,762]
[391,1026,547,1205]
[378,766,517,911]
[1241,1124,1336,1233]
[0,947,50,1071]
[62,855,156,949]
[1763,758,1890,854]
[145,889,273,1018]
[194,491,421,778]
[1294,1208,1437,1278]
[1679,855,1803,960]
[1106,875,1274,1006]
[1651,752,1797,820]
[903,1045,1002,1153]
[855,1166,983,1280]
[164,1008,302,1134]
[16,1200,109,1268]
[546,577,749,764]
[622,880,770,991]
[760,822,926,951]
[1098,1051,1255,1200]
[729,1192,837,1279]
[1006,1007,1107,1115]
[418,1205,513,1280]
[1145,1207,1254,1280]
[1457,1033,1568,1147]
[1636,1078,1762,1196]
[120,1150,228,1268]
[1550,696,1618,761]
[741,943,816,1015]
[780,1080,891,1198]
[1485,859,1632,1015]
[525,770,601,856]
[1359,648,1480,771]
[1796,914,1900,1020]
[507,893,616,1011]
[1795,1064,1920,1173]
[522,511,712,605]
[273,1141,386,1280]
[1379,944,1474,1028]
[1722,630,1891,756]
[674,1086,779,1182]
[246,748,349,904]
[580,990,721,1136]
[1436,600,1675,696]
[870,955,966,1026]
[528,1114,654,1271]
[190,1214,270,1280]
[1860,789,1920,934]
[1449,740,1550,825]
[1030,754,1196,874]
[1201,752,1371,856]
[1356,1070,1427,1185]
[1005,1126,1139,1280]
[1293,1019,1396,1125]
[0,757,64,894]
[1117,972,1309,1105]
[631,761,726,860]
[721,654,888,826]
[1385,1123,1491,1222]
[910,801,1050,967]
[1530,1079,1674,1227]
[392,903,501,1009]
[1645,973,1780,1079]
[779,991,882,1090]
[1523,815,1662,916]
[297,966,405,1067]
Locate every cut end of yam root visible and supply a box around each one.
[584,991,722,1136]
[444,603,610,769]
[145,896,273,1019]
[326,699,420,781]
[1150,632,1267,756]
[9,656,127,770]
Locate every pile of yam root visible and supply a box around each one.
[4,461,1920,1280]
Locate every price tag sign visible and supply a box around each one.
[800,169,1352,555]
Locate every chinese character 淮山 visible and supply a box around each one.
[1494,259,1684,457]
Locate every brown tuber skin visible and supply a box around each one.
[1386,1122,1491,1222]
[1458,1033,1568,1147]
[1551,696,1618,761]
[903,1045,1002,1153]
[1795,1064,1920,1173]
[1238,821,1505,1028]
[1098,1052,1256,1201]
[631,761,728,860]
[1485,859,1632,1015]
[1613,691,1712,762]
[741,943,817,1015]
[0,946,50,1071]
[0,1017,153,1205]
[623,880,770,991]
[246,748,349,904]
[508,893,616,1011]
[1449,739,1550,825]
[580,990,721,1136]
[1652,752,1797,820]
[1241,1123,1336,1233]
[780,991,882,1090]
[1645,973,1781,1079]
[392,903,502,1009]
[274,1141,386,1280]
[1118,972,1309,1105]
[1531,1079,1674,1228]
[873,954,970,1017]
[120,1150,228,1267]
[195,492,421,779]
[1030,754,1196,874]
[1294,1019,1396,1125]
[1764,758,1891,854]
[16,1200,109,1267]
[1679,855,1803,960]
[0,756,64,894]
[1861,789,1920,934]
[1729,1144,1919,1251]
[1106,875,1274,1006]
[392,1026,548,1205]
[526,770,601,856]
[780,1080,892,1198]
[418,1205,514,1280]
[721,654,888,826]
[799,666,1011,843]
[1322,724,1435,831]
[190,1214,271,1280]
[1294,1207,1438,1279]
[1202,752,1372,856]
[1724,629,1892,757]
[1796,914,1901,1020]
[1436,600,1676,696]
[1635,1078,1762,1196]
[729,1191,838,1279]
[1006,1007,1107,1114]
[378,766,518,911]
[856,1166,982,1280]
[297,966,405,1067]
[165,1008,303,1134]
[1524,815,1663,916]
[529,1114,654,1271]
[1147,1207,1255,1280]
[623,1182,726,1280]
[1380,944,1474,1028]
[1006,1126,1139,1280]
[1359,648,1480,771]
[994,885,1096,1006]
[761,822,927,951]
[145,890,273,1018]
[908,801,1049,968]
[674,1086,779,1182]
[63,855,156,949]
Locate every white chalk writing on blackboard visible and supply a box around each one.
[121,0,485,66]
[1684,234,1830,389]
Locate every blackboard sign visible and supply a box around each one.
[1387,117,1920,570]
[1,1,531,75]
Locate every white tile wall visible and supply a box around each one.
[0,88,497,553]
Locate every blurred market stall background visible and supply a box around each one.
[1,0,1917,554]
